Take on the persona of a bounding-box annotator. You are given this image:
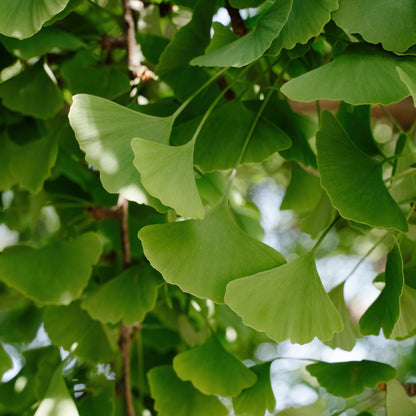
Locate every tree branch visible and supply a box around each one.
[225,0,247,37]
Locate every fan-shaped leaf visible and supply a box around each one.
[268,0,339,55]
[131,139,204,219]
[325,283,359,351]
[281,45,416,105]
[139,198,285,303]
[173,335,257,397]
[233,363,275,416]
[0,63,63,118]
[191,0,292,67]
[225,253,343,344]
[0,0,70,39]
[333,0,416,53]
[280,163,322,214]
[44,302,115,363]
[360,243,403,337]
[316,111,408,232]
[148,365,228,416]
[0,27,85,60]
[81,263,163,326]
[390,284,416,340]
[69,94,173,208]
[34,366,79,416]
[0,233,102,305]
[386,379,416,416]
[306,360,397,397]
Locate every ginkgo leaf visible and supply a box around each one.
[139,198,285,303]
[267,0,339,55]
[0,0,70,39]
[0,233,102,305]
[156,0,215,75]
[386,379,416,416]
[333,0,416,53]
[34,366,79,416]
[298,190,337,239]
[148,365,228,416]
[81,263,163,326]
[0,63,63,119]
[325,283,359,351]
[69,94,173,208]
[0,27,85,60]
[0,345,12,377]
[397,67,416,105]
[390,284,416,340]
[191,0,292,67]
[173,335,257,397]
[233,363,275,416]
[10,135,58,193]
[194,100,291,171]
[224,253,343,344]
[44,302,115,363]
[280,163,322,214]
[336,102,380,156]
[316,111,408,232]
[360,243,403,337]
[281,44,416,105]
[131,139,204,219]
[306,360,397,397]
[0,132,19,190]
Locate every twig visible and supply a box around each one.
[225,0,247,37]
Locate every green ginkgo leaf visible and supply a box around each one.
[191,0,292,67]
[131,139,204,219]
[281,44,416,105]
[268,0,339,55]
[325,283,359,351]
[139,198,285,303]
[194,100,291,171]
[229,0,266,8]
[10,135,58,193]
[333,0,416,53]
[306,360,397,397]
[280,163,322,214]
[69,94,173,208]
[44,302,115,363]
[397,67,416,104]
[386,379,416,416]
[233,363,275,416]
[0,0,70,39]
[390,284,416,340]
[81,263,163,326]
[0,345,12,377]
[0,132,19,190]
[173,335,257,397]
[316,111,408,232]
[277,401,324,416]
[336,102,380,156]
[0,63,63,119]
[34,366,79,416]
[0,27,85,60]
[225,253,343,344]
[0,233,102,305]
[299,190,336,239]
[148,366,228,416]
[360,242,403,337]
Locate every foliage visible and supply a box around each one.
[1,0,416,415]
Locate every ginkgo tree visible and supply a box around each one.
[1,0,416,415]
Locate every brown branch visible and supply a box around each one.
[100,34,127,51]
[122,0,141,73]
[225,0,247,37]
